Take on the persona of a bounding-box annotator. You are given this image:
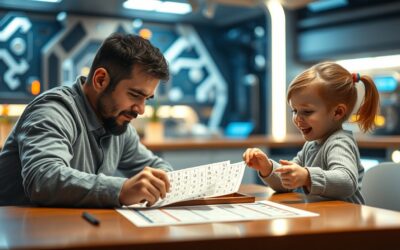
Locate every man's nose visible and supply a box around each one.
[132,101,145,115]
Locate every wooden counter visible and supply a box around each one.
[142,134,400,151]
[1,184,400,250]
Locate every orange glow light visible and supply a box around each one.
[1,104,9,116]
[31,80,41,95]
[139,28,152,40]
[374,115,385,127]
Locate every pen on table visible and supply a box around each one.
[82,211,100,226]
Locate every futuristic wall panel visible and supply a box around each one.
[0,12,60,103]
[1,12,229,130]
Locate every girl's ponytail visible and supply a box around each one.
[355,75,380,132]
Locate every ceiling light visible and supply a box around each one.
[123,0,159,11]
[31,0,62,3]
[307,0,348,12]
[336,54,400,72]
[123,0,192,15]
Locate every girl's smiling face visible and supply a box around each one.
[289,85,343,143]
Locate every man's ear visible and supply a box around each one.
[91,68,110,92]
[333,104,347,121]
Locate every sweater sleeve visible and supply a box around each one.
[258,145,307,193]
[18,102,125,207]
[306,136,359,199]
[116,125,173,177]
[258,159,289,192]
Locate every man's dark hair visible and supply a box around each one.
[87,33,169,91]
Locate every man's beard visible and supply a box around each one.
[97,95,138,135]
[102,116,129,135]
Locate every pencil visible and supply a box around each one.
[82,211,100,226]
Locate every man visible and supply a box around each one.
[0,33,172,207]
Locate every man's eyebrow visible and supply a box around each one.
[128,88,154,99]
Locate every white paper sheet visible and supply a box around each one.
[117,200,319,227]
[128,161,246,208]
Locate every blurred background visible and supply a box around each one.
[1,0,400,182]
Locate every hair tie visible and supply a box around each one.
[352,73,360,83]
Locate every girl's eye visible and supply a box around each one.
[302,111,314,116]
[292,110,314,116]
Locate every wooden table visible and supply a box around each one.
[142,134,400,151]
[1,184,400,250]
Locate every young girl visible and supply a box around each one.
[243,62,380,204]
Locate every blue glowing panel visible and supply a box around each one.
[307,0,348,12]
[374,76,398,92]
[0,12,230,129]
[361,158,380,172]
[225,122,254,139]
[0,12,61,103]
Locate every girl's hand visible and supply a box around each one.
[275,160,311,190]
[242,148,273,177]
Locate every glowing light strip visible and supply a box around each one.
[266,0,286,141]
[31,0,62,3]
[123,0,191,15]
[336,54,400,72]
[0,105,27,117]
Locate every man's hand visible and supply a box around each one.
[275,160,311,190]
[119,167,170,207]
[242,148,273,177]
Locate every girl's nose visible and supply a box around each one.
[293,113,304,124]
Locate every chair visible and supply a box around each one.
[362,162,400,211]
